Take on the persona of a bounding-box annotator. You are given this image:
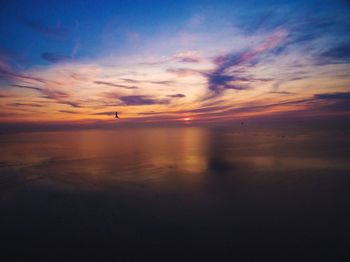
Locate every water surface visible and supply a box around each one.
[1,126,349,260]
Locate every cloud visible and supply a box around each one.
[0,59,46,83]
[11,84,82,108]
[94,81,138,89]
[166,68,200,77]
[314,92,350,100]
[8,103,43,107]
[119,95,169,106]
[23,19,69,38]
[173,51,201,63]
[41,52,71,63]
[206,29,288,94]
[139,50,201,65]
[138,112,163,115]
[11,84,42,92]
[167,93,186,98]
[12,84,69,100]
[59,101,82,108]
[91,111,116,116]
[59,110,79,114]
[322,44,350,63]
[121,78,173,85]
[269,91,294,95]
[0,93,10,98]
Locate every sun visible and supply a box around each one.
[183,117,191,121]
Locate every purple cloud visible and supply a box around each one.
[12,84,69,100]
[167,93,186,98]
[92,111,116,116]
[94,81,138,89]
[119,95,169,106]
[8,103,43,107]
[59,110,79,114]
[121,78,173,85]
[0,59,47,83]
[166,68,199,77]
[206,30,287,94]
[11,84,82,108]
[314,92,350,100]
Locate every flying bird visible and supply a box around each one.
[115,112,120,119]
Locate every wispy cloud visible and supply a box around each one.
[206,29,288,94]
[2,1,350,125]
[121,78,174,85]
[0,59,46,83]
[139,50,201,65]
[314,92,350,100]
[91,111,116,116]
[119,95,169,106]
[167,93,186,98]
[321,44,350,63]
[94,81,138,89]
[11,84,82,108]
[8,102,43,107]
[12,84,69,100]
[59,110,80,114]
[166,68,200,77]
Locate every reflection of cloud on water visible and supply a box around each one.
[1,126,350,196]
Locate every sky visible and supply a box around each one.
[1,0,350,127]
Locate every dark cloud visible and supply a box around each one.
[12,84,69,100]
[166,68,200,77]
[185,106,231,114]
[11,84,41,92]
[0,112,20,117]
[92,111,117,116]
[314,92,350,100]
[167,93,186,98]
[0,93,10,98]
[8,103,43,107]
[174,52,201,63]
[59,101,82,108]
[139,52,200,65]
[121,78,139,83]
[206,72,251,92]
[23,19,69,38]
[191,93,350,119]
[59,110,79,114]
[119,95,169,106]
[206,30,286,95]
[269,91,294,95]
[0,60,46,83]
[41,52,71,63]
[11,84,82,108]
[94,81,138,89]
[138,112,163,115]
[322,44,350,63]
[177,57,199,63]
[121,78,173,85]
[149,80,173,85]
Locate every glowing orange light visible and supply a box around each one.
[184,117,191,121]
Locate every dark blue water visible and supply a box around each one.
[1,126,350,260]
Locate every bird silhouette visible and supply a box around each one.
[115,112,120,119]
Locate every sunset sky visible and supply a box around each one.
[1,0,350,127]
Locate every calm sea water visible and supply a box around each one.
[1,126,350,260]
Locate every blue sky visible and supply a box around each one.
[1,0,350,125]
